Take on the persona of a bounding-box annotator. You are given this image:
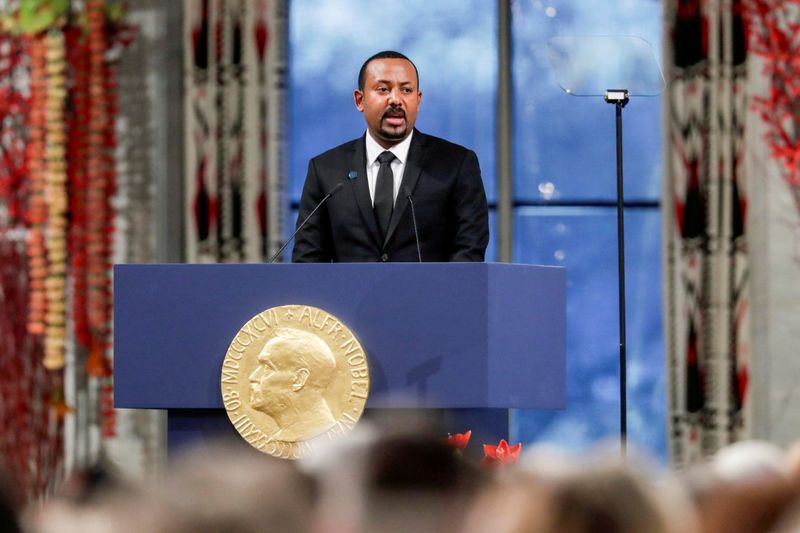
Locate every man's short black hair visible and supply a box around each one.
[357,51,419,91]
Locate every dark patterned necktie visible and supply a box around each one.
[374,151,396,242]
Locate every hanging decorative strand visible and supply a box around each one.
[66,24,91,349]
[1,21,65,503]
[0,0,134,501]
[42,28,68,370]
[99,17,120,436]
[0,33,29,225]
[25,35,48,337]
[84,0,112,378]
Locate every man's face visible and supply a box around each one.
[354,58,422,148]
[248,341,294,415]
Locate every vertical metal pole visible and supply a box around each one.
[497,0,514,439]
[497,0,513,263]
[615,102,628,454]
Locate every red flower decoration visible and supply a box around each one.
[482,439,522,466]
[446,430,472,449]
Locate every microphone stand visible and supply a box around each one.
[605,89,629,456]
[269,183,342,263]
[405,186,423,263]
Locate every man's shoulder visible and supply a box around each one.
[416,131,475,158]
[310,136,362,165]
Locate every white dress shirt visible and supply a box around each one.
[365,130,414,207]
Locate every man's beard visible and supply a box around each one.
[379,124,407,140]
[379,107,407,140]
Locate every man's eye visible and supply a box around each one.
[377,87,388,93]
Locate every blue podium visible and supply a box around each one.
[114,263,566,451]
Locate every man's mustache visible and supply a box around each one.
[383,107,406,119]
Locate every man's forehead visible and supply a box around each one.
[365,58,417,82]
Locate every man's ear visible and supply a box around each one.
[354,90,365,112]
[292,368,310,391]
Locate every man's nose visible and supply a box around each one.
[388,88,401,103]
[249,367,260,382]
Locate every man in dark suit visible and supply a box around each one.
[292,51,489,263]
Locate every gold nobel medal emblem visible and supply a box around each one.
[220,305,370,459]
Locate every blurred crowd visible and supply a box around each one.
[4,421,800,533]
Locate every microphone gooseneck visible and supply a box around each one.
[404,185,422,263]
[270,182,344,263]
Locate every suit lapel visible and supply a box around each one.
[349,136,382,247]
[384,130,425,247]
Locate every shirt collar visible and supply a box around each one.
[365,129,414,166]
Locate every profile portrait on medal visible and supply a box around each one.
[248,327,338,442]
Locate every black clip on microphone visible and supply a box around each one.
[404,185,422,263]
[269,182,344,263]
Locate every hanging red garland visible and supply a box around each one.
[84,0,113,380]
[0,236,62,503]
[1,25,65,504]
[66,24,91,349]
[25,35,48,337]
[0,35,28,224]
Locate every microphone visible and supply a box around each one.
[270,182,344,263]
[404,185,422,263]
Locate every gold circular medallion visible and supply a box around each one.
[220,305,370,459]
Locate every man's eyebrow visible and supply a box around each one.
[373,79,413,86]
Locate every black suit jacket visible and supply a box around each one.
[292,130,489,263]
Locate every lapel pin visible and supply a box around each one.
[347,171,358,180]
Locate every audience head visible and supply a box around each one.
[360,434,487,533]
[307,425,487,533]
[464,445,697,533]
[711,440,791,482]
[147,440,315,533]
[25,462,136,533]
[683,440,800,533]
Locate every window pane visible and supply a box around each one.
[512,0,662,202]
[511,207,666,459]
[289,0,498,203]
